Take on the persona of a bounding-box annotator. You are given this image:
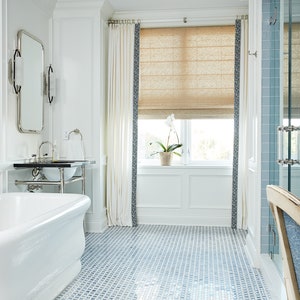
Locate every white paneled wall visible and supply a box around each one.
[3,0,51,163]
[137,166,232,226]
[245,0,262,268]
[52,0,113,232]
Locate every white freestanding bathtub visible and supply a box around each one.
[0,192,90,300]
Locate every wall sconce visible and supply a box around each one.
[277,125,300,165]
[11,49,24,94]
[47,64,56,104]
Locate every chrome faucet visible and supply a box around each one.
[38,141,53,161]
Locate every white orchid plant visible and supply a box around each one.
[150,114,183,156]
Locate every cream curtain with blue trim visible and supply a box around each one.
[106,23,139,226]
[232,17,248,229]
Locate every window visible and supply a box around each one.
[138,119,233,165]
[189,119,233,161]
[138,26,235,165]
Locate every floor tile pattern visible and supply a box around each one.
[56,225,271,300]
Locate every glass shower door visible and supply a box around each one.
[279,0,300,196]
[270,0,300,269]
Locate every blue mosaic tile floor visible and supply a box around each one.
[56,225,271,300]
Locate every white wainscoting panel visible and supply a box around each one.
[189,174,232,209]
[137,166,232,226]
[138,174,182,208]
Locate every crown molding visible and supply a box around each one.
[55,0,104,9]
[53,0,113,19]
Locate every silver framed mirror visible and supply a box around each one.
[17,30,44,133]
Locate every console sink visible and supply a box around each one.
[13,159,96,181]
[13,159,96,193]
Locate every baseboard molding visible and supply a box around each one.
[260,254,286,300]
[245,234,260,268]
[85,219,107,233]
[137,214,231,227]
[85,211,108,233]
[245,235,286,299]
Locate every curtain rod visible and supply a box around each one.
[107,15,248,25]
[108,19,141,25]
[109,15,248,26]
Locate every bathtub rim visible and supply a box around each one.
[0,192,91,300]
[0,192,90,241]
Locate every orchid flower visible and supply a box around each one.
[165,114,175,130]
[150,114,183,156]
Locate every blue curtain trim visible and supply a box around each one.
[131,23,140,227]
[231,19,241,229]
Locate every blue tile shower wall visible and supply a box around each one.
[261,0,281,253]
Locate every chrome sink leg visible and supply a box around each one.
[81,165,86,194]
[59,168,65,193]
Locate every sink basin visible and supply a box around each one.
[42,167,77,181]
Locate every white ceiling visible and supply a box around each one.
[108,0,248,12]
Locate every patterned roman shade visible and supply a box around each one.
[139,26,235,119]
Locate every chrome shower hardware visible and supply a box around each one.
[277,125,300,165]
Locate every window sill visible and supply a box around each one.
[138,162,232,169]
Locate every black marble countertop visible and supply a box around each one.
[13,159,96,168]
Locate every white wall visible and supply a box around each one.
[243,0,261,267]
[51,0,112,232]
[6,0,52,161]
[1,0,54,192]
